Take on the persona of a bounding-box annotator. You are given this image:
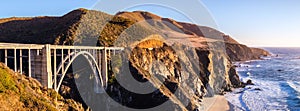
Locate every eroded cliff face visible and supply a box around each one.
[226,43,270,61]
[103,39,242,110]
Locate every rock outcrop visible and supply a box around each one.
[103,38,243,110]
[226,43,270,61]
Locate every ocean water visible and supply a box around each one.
[225,47,300,111]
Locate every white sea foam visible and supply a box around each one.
[225,79,290,111]
[261,56,272,60]
[227,48,300,111]
[239,64,254,68]
[287,81,300,94]
[246,72,251,76]
[245,61,251,63]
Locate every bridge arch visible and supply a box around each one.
[54,51,104,92]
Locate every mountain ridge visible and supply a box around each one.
[116,10,270,61]
[117,11,240,44]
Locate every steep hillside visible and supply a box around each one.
[104,38,242,110]
[117,11,239,44]
[116,11,270,61]
[0,8,133,46]
[0,9,84,44]
[0,63,84,110]
[225,43,270,61]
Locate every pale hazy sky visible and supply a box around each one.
[1,0,300,47]
[202,0,300,47]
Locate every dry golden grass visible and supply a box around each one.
[136,39,164,48]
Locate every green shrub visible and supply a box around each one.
[0,68,17,92]
[108,75,116,85]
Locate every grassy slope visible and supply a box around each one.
[0,63,84,110]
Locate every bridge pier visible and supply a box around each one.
[31,45,52,88]
[31,50,41,82]
[101,48,108,88]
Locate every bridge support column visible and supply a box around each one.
[4,49,7,66]
[101,49,107,88]
[31,45,52,88]
[28,49,31,77]
[14,49,17,72]
[31,50,40,81]
[44,44,52,88]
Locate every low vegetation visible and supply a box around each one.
[0,63,84,110]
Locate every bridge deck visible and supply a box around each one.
[0,43,124,50]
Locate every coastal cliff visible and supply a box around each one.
[0,8,269,110]
[104,39,242,110]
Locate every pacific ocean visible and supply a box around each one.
[226,47,300,111]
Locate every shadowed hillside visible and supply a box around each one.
[0,9,85,44]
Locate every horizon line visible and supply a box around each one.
[249,45,300,48]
